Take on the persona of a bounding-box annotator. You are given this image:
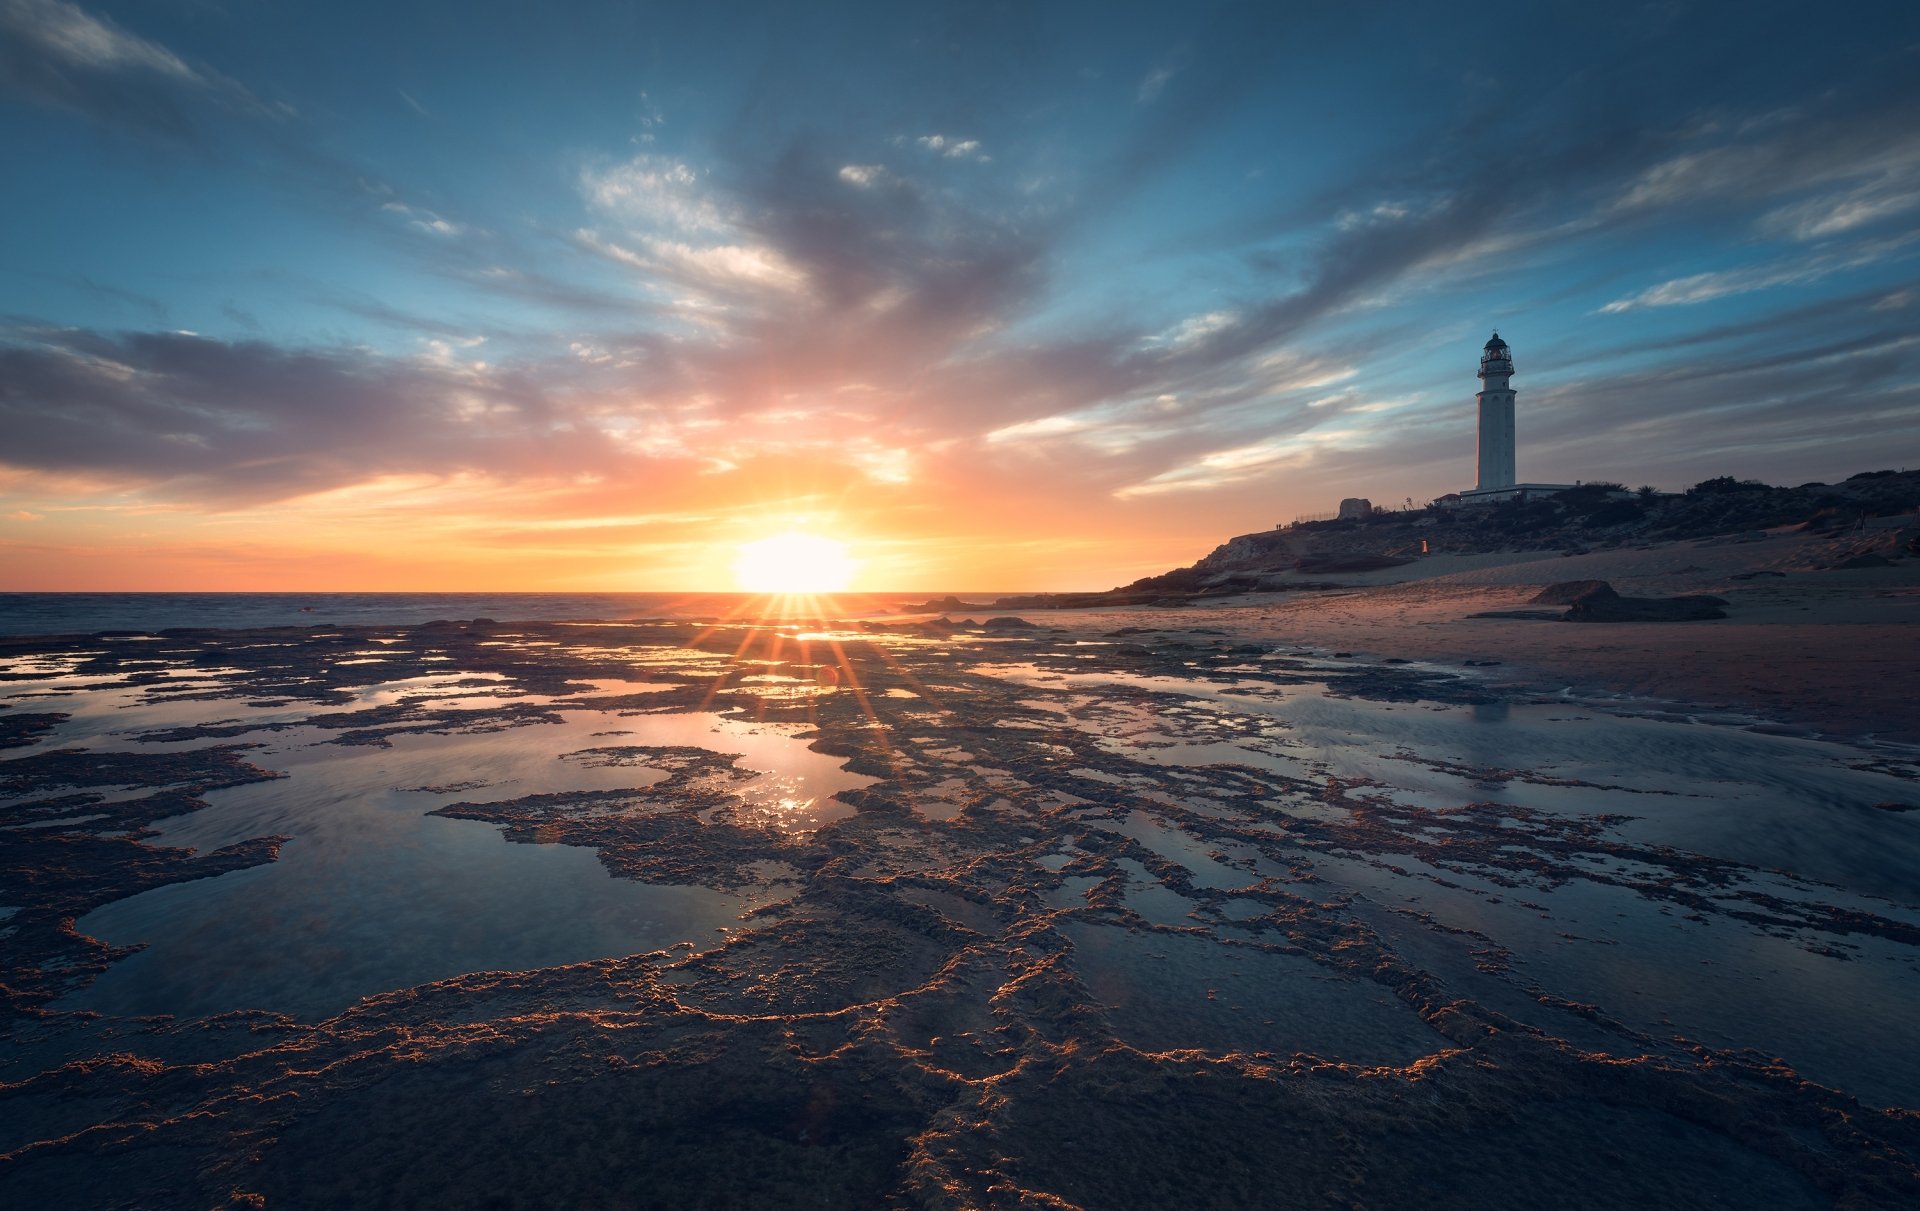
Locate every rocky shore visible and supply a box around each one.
[1,609,1917,1207]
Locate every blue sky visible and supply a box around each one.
[2,0,1917,589]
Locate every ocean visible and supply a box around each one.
[0,591,981,638]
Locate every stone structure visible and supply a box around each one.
[1337,497,1373,520]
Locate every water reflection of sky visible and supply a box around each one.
[13,658,869,1022]
[979,660,1920,1107]
[11,639,1920,1110]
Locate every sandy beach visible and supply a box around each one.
[1012,520,1920,745]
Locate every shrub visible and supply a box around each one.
[1689,475,1769,496]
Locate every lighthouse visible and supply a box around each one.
[1476,332,1516,491]
[1450,331,1575,505]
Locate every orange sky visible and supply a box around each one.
[0,458,1256,593]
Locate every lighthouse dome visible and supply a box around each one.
[1479,331,1513,377]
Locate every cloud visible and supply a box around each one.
[1113,438,1313,499]
[1145,310,1238,350]
[2,0,196,79]
[0,328,612,502]
[581,154,731,234]
[1599,234,1920,312]
[914,134,986,161]
[1610,120,1920,222]
[1758,182,1920,241]
[0,324,958,506]
[609,235,805,292]
[381,200,467,238]
[985,415,1093,445]
[0,0,274,137]
[1519,329,1920,486]
[837,163,890,187]
[1137,66,1174,104]
[1335,200,1415,231]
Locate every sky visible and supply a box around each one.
[2,0,1918,592]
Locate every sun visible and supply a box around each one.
[731,531,857,594]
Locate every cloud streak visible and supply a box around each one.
[0,0,277,138]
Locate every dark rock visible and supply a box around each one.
[0,711,69,749]
[981,616,1038,632]
[898,595,990,613]
[1729,570,1786,580]
[1530,580,1613,605]
[1564,584,1728,622]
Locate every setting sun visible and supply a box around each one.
[731,531,857,593]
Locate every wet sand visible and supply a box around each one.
[0,604,1916,1208]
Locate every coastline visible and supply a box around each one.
[946,528,1920,747]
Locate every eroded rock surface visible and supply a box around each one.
[1,619,1916,1208]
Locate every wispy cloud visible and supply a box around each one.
[1600,234,1920,312]
[912,134,987,161]
[3,0,198,80]
[381,200,467,238]
[1137,65,1175,104]
[0,0,278,136]
[1114,438,1315,499]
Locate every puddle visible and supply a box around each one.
[1063,921,1447,1061]
[67,825,757,1022]
[37,666,872,1021]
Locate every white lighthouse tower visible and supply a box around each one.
[1476,331,1516,491]
[1451,330,1574,504]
